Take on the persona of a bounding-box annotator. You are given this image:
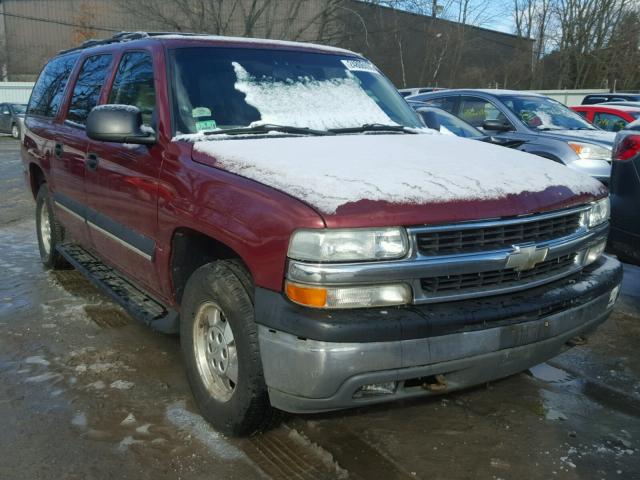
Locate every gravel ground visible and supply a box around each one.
[1,137,638,479]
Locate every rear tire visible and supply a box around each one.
[35,185,68,269]
[180,259,279,436]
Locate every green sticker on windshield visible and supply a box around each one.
[196,119,217,132]
[192,107,212,118]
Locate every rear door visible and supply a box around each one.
[83,50,164,294]
[52,53,113,248]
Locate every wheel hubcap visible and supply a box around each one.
[193,302,237,402]
[40,202,51,256]
[12,125,18,138]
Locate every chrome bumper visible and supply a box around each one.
[259,275,620,414]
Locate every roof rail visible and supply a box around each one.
[57,31,205,55]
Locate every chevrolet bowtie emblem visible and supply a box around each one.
[505,244,549,271]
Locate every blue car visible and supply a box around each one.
[408,89,615,184]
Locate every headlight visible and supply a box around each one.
[568,142,611,161]
[285,281,412,309]
[288,228,409,262]
[584,197,610,228]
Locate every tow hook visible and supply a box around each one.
[422,374,447,392]
[566,335,588,347]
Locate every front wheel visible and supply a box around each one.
[180,260,279,436]
[35,185,68,269]
[11,124,19,139]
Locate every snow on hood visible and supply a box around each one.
[232,63,393,130]
[191,133,604,215]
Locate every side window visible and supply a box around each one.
[108,52,156,127]
[574,110,588,119]
[66,54,112,125]
[459,96,508,128]
[27,53,79,117]
[424,96,457,114]
[0,104,9,115]
[593,112,627,132]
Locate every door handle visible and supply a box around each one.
[85,152,99,171]
[54,143,63,158]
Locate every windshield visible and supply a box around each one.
[169,47,421,135]
[11,104,26,114]
[498,95,595,131]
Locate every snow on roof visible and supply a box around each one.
[189,133,603,215]
[152,34,355,55]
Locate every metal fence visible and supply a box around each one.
[0,82,34,104]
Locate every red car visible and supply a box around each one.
[22,32,621,435]
[571,104,640,132]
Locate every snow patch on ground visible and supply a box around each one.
[165,401,246,461]
[110,380,135,390]
[287,428,349,479]
[25,356,50,366]
[193,133,604,214]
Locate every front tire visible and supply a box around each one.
[180,260,278,436]
[35,185,67,269]
[11,123,19,139]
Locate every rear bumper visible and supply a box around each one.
[258,255,622,413]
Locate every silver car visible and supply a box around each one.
[408,89,614,184]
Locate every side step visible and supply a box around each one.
[56,243,179,334]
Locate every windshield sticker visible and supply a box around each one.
[195,119,217,132]
[192,107,212,118]
[341,59,379,74]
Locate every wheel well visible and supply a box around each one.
[29,163,46,199]
[170,228,250,304]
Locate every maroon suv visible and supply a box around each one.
[22,32,622,435]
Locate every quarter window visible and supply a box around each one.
[27,53,79,117]
[424,96,457,114]
[66,54,112,125]
[108,52,156,127]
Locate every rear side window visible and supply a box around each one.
[424,96,457,114]
[66,54,112,125]
[27,53,79,117]
[108,52,156,127]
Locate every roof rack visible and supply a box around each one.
[58,31,204,55]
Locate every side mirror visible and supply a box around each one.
[482,119,512,132]
[86,105,155,145]
[416,108,441,131]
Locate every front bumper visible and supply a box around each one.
[257,255,622,413]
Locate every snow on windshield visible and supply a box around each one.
[232,62,394,131]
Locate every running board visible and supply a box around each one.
[56,243,179,334]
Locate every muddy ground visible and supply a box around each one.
[0,137,638,479]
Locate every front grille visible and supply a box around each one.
[416,212,582,256]
[421,253,576,294]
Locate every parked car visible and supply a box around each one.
[408,89,615,184]
[399,87,445,97]
[582,93,640,105]
[408,101,525,149]
[571,105,640,132]
[0,103,26,138]
[23,32,621,436]
[609,119,640,264]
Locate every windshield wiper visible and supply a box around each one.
[330,123,417,134]
[203,124,333,136]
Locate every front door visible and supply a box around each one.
[52,53,113,248]
[83,50,163,294]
